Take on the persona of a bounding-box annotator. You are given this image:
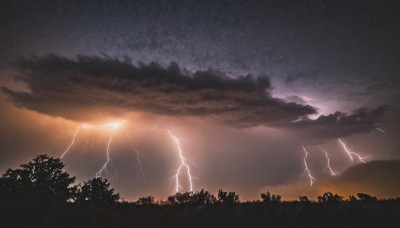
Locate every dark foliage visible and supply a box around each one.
[317,192,344,203]
[299,195,310,203]
[0,154,76,203]
[167,189,216,205]
[136,196,155,205]
[76,177,120,207]
[261,191,281,203]
[1,154,400,228]
[217,189,240,204]
[357,193,378,202]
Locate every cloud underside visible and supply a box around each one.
[290,106,387,140]
[2,55,386,138]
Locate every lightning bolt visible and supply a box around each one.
[373,128,397,153]
[125,134,146,180]
[338,139,366,163]
[60,125,85,159]
[167,130,194,192]
[96,128,117,178]
[61,121,125,178]
[301,145,316,186]
[375,127,385,134]
[320,147,336,176]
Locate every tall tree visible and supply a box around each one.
[0,154,76,202]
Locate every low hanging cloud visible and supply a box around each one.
[2,55,316,127]
[289,106,388,141]
[1,55,387,138]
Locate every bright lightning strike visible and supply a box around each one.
[338,139,366,163]
[320,148,336,176]
[61,120,125,178]
[61,125,84,159]
[96,128,116,178]
[301,145,316,186]
[167,130,194,192]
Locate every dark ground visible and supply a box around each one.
[1,200,400,228]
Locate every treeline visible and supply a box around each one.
[0,155,119,206]
[1,154,399,228]
[138,189,384,206]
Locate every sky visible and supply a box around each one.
[1,0,400,201]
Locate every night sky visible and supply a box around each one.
[1,0,400,201]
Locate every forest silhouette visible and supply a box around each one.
[1,154,399,228]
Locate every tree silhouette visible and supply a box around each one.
[167,192,193,204]
[349,195,358,202]
[317,192,343,203]
[299,195,310,203]
[356,193,378,202]
[191,189,216,205]
[77,177,120,206]
[167,190,216,205]
[217,189,239,204]
[0,154,76,202]
[136,196,155,205]
[261,191,281,203]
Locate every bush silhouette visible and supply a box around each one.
[317,192,343,203]
[77,177,120,207]
[191,189,217,205]
[217,189,239,204]
[166,189,217,205]
[136,196,155,205]
[261,191,281,203]
[357,193,378,202]
[299,195,310,203]
[167,192,193,204]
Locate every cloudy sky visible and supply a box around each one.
[1,0,400,201]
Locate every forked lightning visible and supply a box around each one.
[61,121,125,178]
[338,139,366,163]
[301,145,316,186]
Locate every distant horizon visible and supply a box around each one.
[3,153,400,202]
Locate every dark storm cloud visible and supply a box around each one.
[290,106,388,141]
[1,55,317,127]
